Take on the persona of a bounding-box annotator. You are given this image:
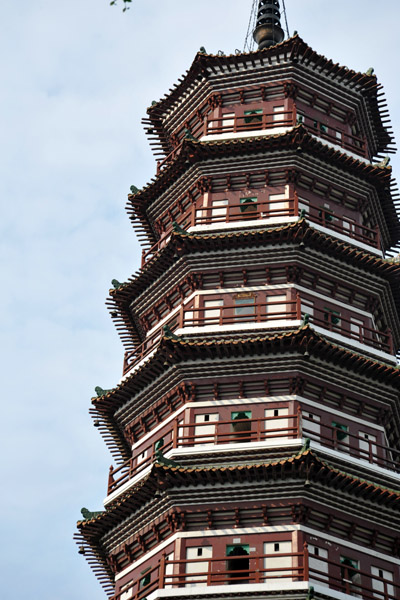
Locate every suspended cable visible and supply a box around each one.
[281,0,290,38]
[243,0,258,52]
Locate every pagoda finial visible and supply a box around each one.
[253,0,285,50]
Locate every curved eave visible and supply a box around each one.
[127,127,398,248]
[109,219,400,310]
[77,448,400,542]
[129,126,390,208]
[146,35,392,156]
[91,325,400,416]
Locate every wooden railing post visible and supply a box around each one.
[123,351,129,375]
[172,419,179,448]
[159,554,166,589]
[294,190,299,217]
[207,558,212,585]
[203,117,208,137]
[179,304,184,328]
[303,542,309,581]
[296,292,302,320]
[297,405,302,438]
[375,225,381,250]
[107,465,114,494]
[387,329,394,355]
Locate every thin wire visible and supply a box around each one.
[281,0,290,38]
[243,0,258,52]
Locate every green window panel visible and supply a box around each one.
[324,307,341,325]
[332,422,348,441]
[240,197,258,213]
[318,207,334,222]
[226,544,250,556]
[244,110,263,123]
[231,411,252,420]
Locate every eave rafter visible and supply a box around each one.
[107,219,400,351]
[76,449,400,560]
[144,35,393,159]
[127,127,397,249]
[91,325,400,418]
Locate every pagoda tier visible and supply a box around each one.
[77,454,400,600]
[77,7,400,600]
[127,129,400,253]
[107,222,400,357]
[143,35,395,166]
[90,329,400,477]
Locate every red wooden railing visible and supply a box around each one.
[304,121,368,158]
[300,297,393,355]
[123,297,392,376]
[302,417,400,472]
[108,413,300,494]
[141,198,379,268]
[108,412,400,496]
[113,545,399,600]
[155,109,367,175]
[202,110,295,135]
[183,299,298,327]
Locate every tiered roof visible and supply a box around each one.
[145,35,394,160]
[108,220,400,350]
[127,128,399,247]
[76,448,400,594]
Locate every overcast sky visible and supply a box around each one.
[1,1,399,599]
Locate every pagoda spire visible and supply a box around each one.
[253,0,285,50]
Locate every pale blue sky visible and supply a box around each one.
[1,1,399,599]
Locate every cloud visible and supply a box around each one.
[1,1,399,599]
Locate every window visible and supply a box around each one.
[231,411,252,442]
[244,109,263,124]
[336,130,343,141]
[371,566,394,599]
[309,545,328,584]
[223,113,235,129]
[139,568,151,589]
[297,113,305,125]
[273,106,285,122]
[320,123,328,134]
[340,556,361,594]
[226,545,250,584]
[234,296,256,320]
[240,196,258,213]
[211,198,228,220]
[318,206,334,223]
[266,294,287,319]
[268,193,288,217]
[324,307,341,326]
[332,422,349,442]
[203,299,224,324]
[332,422,350,453]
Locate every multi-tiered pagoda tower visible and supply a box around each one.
[76,3,400,600]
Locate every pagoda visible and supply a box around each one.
[76,2,400,599]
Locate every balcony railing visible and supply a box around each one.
[141,198,380,267]
[114,545,399,600]
[182,300,392,353]
[302,417,400,472]
[108,413,300,495]
[123,297,392,376]
[107,413,400,496]
[202,110,295,136]
[300,297,393,355]
[155,110,367,175]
